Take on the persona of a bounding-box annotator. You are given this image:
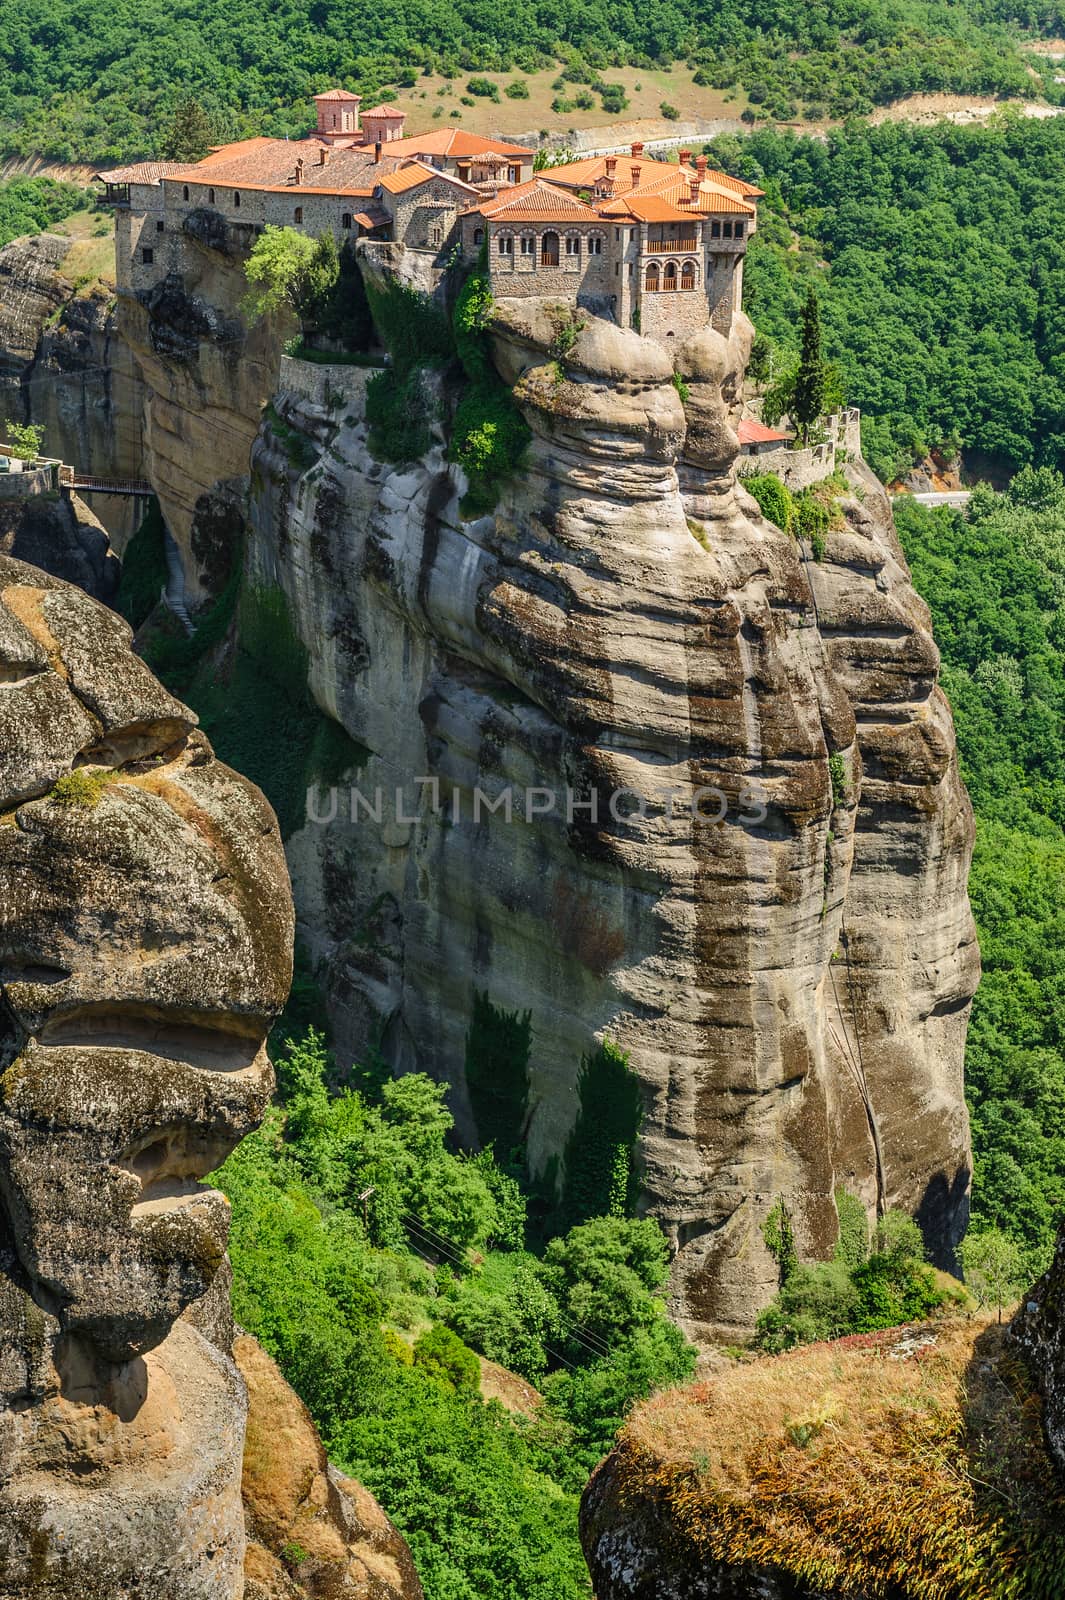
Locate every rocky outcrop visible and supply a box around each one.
[0,231,144,551]
[580,1315,1061,1600]
[0,554,419,1598]
[1011,1220,1065,1476]
[246,284,976,1336]
[237,1335,423,1600]
[0,485,119,600]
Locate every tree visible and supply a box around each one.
[242,227,339,329]
[2,421,44,462]
[163,97,215,163]
[792,288,828,445]
[959,1228,1026,1323]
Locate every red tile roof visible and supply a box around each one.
[162,137,397,195]
[385,128,531,160]
[738,417,792,445]
[470,177,600,223]
[361,104,406,118]
[598,192,697,223]
[314,88,362,101]
[634,168,758,215]
[378,161,479,195]
[95,161,184,184]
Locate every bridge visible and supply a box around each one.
[69,473,154,498]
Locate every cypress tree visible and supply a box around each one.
[792,287,827,445]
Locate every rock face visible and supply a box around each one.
[0,485,119,601]
[0,551,402,1599]
[0,232,144,552]
[237,1335,424,1600]
[246,284,977,1336]
[1011,1219,1065,1475]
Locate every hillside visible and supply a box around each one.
[714,115,1065,484]
[1,0,1064,163]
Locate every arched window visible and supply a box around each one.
[565,232,580,257]
[233,191,241,208]
[294,206,303,224]
[208,188,215,204]
[681,259,697,290]
[644,262,660,292]
[664,260,678,290]
[520,233,535,256]
[473,226,484,245]
[588,231,604,256]
[541,230,560,266]
[183,185,190,201]
[342,213,353,229]
[497,231,514,257]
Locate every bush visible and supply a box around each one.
[505,80,529,99]
[365,366,436,463]
[467,77,499,100]
[742,471,793,532]
[49,768,115,808]
[660,101,680,120]
[558,1041,642,1229]
[413,1324,481,1392]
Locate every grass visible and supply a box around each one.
[60,223,116,293]
[284,341,385,367]
[614,1318,1065,1599]
[49,767,115,808]
[382,66,746,143]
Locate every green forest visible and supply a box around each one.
[0,174,83,247]
[895,472,1065,1283]
[1,0,1063,162]
[712,115,1065,484]
[213,1019,693,1599]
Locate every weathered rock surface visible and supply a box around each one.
[0,232,144,552]
[580,1314,1061,1600]
[1011,1218,1065,1476]
[246,280,977,1336]
[0,485,119,600]
[237,1334,424,1600]
[0,554,287,1594]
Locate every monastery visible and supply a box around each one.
[97,89,762,343]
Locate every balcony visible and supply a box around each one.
[643,237,699,255]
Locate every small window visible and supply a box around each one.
[141,247,154,265]
[615,261,619,277]
[509,165,521,182]
[156,218,164,232]
[711,220,720,238]
[520,233,535,255]
[183,185,190,201]
[588,233,603,255]
[615,228,620,241]
[294,206,303,223]
[474,226,484,245]
[565,233,580,256]
[233,191,241,208]
[723,221,732,238]
[208,188,215,204]
[734,220,745,238]
[497,232,514,256]
[342,212,353,229]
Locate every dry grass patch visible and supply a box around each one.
[617,1319,1065,1598]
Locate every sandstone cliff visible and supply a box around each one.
[236,274,976,1337]
[0,231,143,551]
[0,553,419,1599]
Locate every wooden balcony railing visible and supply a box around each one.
[643,238,699,254]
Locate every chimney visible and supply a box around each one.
[689,175,699,204]
[295,158,304,185]
[374,140,382,164]
[631,141,644,158]
[605,155,617,177]
[318,146,330,166]
[679,149,692,168]
[631,166,641,188]
[695,155,708,174]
